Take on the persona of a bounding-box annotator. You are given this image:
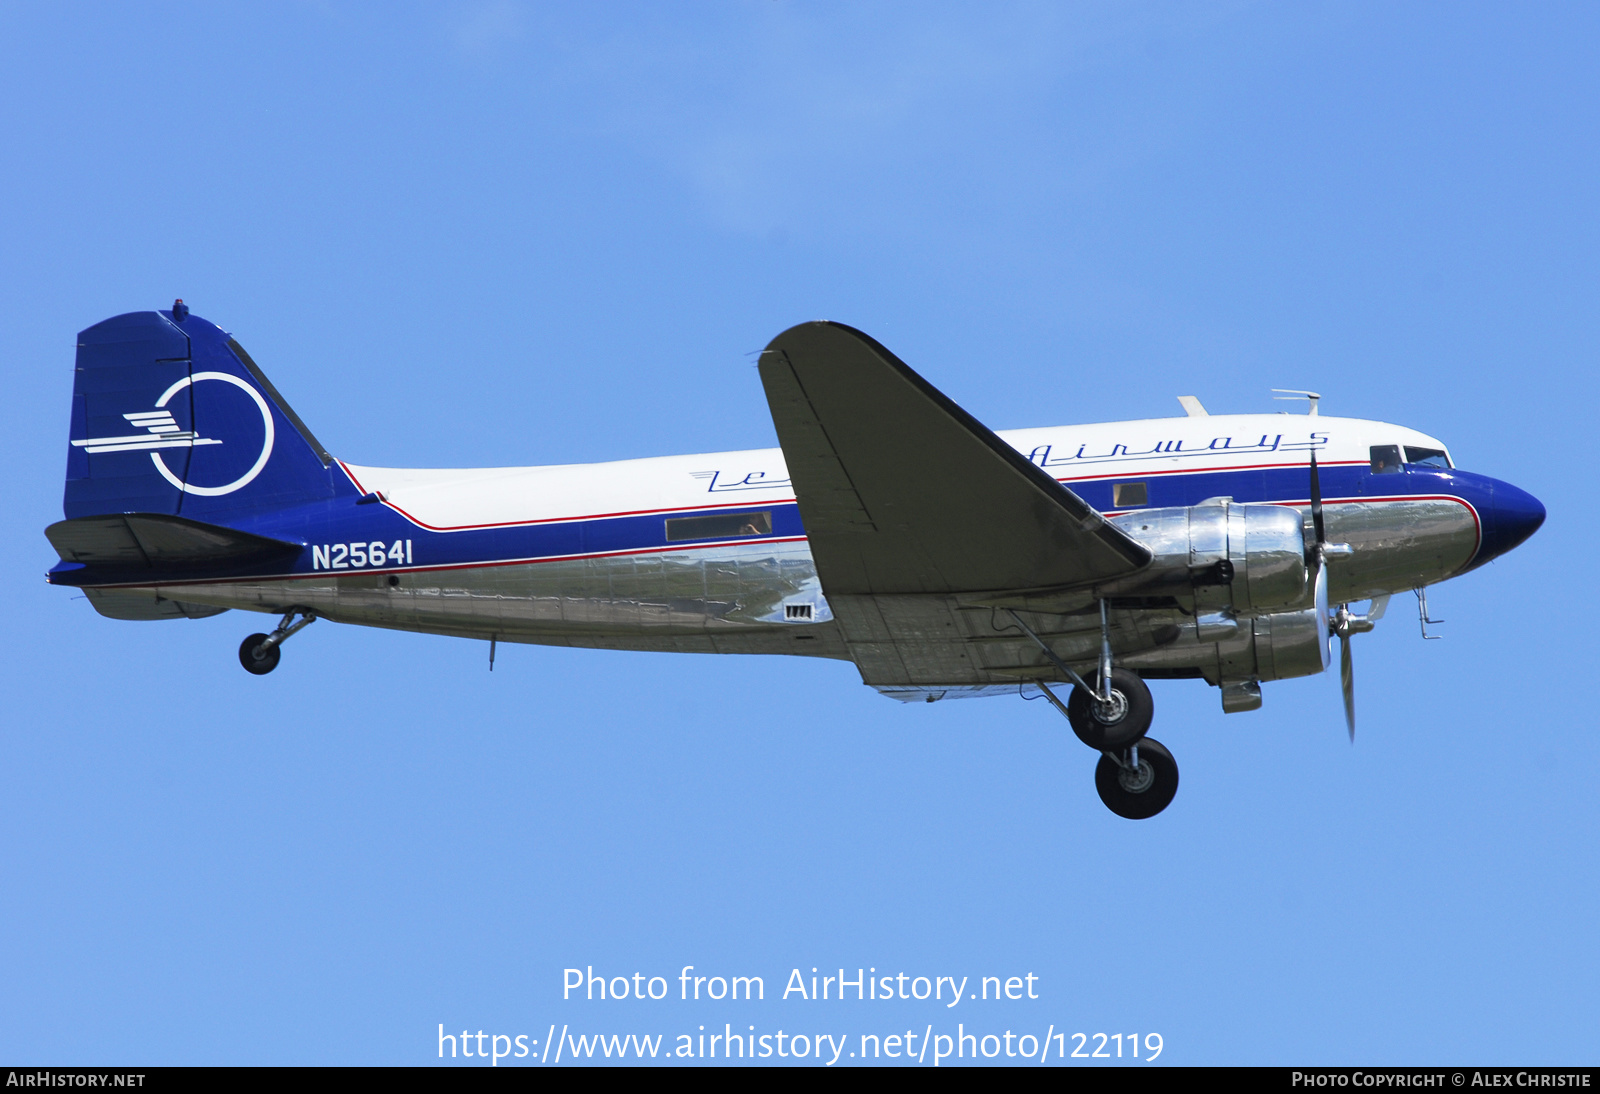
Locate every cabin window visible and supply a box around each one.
[1112,482,1148,508]
[664,510,772,542]
[1369,445,1403,474]
[1404,446,1451,469]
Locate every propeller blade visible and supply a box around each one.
[1309,450,1326,547]
[1340,631,1355,742]
[1314,560,1330,672]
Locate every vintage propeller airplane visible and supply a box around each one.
[45,305,1544,818]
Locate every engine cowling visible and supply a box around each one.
[1109,498,1308,614]
[1112,500,1325,715]
[1238,608,1326,681]
[1122,603,1329,708]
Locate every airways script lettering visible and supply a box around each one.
[1027,432,1330,470]
[688,432,1333,492]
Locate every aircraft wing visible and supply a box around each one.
[758,321,1150,597]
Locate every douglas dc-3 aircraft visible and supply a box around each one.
[45,305,1545,818]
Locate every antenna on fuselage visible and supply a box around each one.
[1272,389,1321,415]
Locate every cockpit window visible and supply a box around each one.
[1404,446,1451,469]
[1369,445,1403,474]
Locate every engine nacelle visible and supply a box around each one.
[1122,604,1329,709]
[1240,608,1327,682]
[1219,605,1331,710]
[1108,498,1308,614]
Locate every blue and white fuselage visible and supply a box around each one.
[45,309,1543,816]
[58,412,1539,668]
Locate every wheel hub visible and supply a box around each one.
[1091,688,1128,726]
[1117,757,1155,794]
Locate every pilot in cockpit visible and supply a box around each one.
[1369,445,1403,474]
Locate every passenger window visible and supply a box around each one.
[1369,445,1403,474]
[1112,482,1148,508]
[664,511,772,542]
[1404,446,1451,469]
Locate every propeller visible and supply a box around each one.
[1306,451,1369,739]
[1339,617,1354,737]
[1331,598,1384,740]
[1307,451,1332,674]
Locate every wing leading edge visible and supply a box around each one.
[758,321,1150,597]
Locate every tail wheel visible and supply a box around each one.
[238,633,280,675]
[1095,737,1179,820]
[1066,668,1153,750]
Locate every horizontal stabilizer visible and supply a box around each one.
[759,322,1151,595]
[82,588,229,621]
[45,513,301,573]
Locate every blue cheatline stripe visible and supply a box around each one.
[51,461,1493,588]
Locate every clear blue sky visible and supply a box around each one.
[2,1,1594,1066]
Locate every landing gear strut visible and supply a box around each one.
[239,610,315,675]
[1010,602,1177,819]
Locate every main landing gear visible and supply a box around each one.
[1009,604,1180,820]
[238,610,315,675]
[1065,667,1152,750]
[1094,738,1179,820]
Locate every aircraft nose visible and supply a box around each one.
[1479,479,1546,563]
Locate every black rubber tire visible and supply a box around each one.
[239,633,280,675]
[1066,668,1153,750]
[1095,737,1179,820]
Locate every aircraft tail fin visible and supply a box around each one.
[64,306,345,522]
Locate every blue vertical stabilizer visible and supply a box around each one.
[64,309,340,521]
